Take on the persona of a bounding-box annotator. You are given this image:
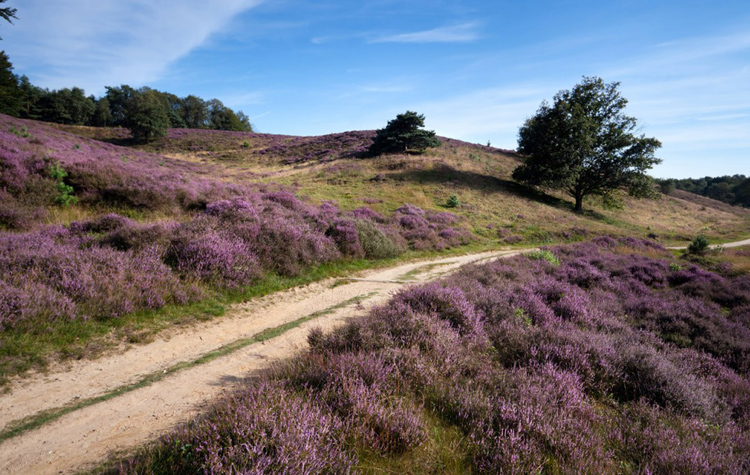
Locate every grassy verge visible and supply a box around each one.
[357,412,471,474]
[0,241,504,386]
[0,293,376,443]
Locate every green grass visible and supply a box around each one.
[357,412,471,474]
[397,262,453,281]
[0,293,377,443]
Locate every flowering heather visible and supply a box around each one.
[1,114,475,333]
[0,227,189,329]
[124,238,750,473]
[155,127,375,165]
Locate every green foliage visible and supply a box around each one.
[368,111,441,156]
[38,87,96,125]
[47,161,78,206]
[526,249,561,266]
[0,0,16,40]
[667,174,750,207]
[354,219,404,259]
[8,125,28,137]
[91,97,113,127]
[669,263,682,272]
[124,88,170,142]
[514,307,533,327]
[686,235,710,256]
[446,195,460,208]
[513,76,662,212]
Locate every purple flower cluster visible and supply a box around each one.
[0,227,189,330]
[160,127,375,165]
[125,238,750,473]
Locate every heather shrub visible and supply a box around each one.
[351,206,385,223]
[394,283,484,337]
[122,381,355,474]
[122,239,750,473]
[504,234,523,244]
[253,214,339,276]
[612,342,726,420]
[0,229,188,323]
[75,213,134,233]
[326,219,365,258]
[166,224,260,288]
[98,221,176,252]
[0,279,76,330]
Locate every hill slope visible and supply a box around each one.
[61,121,750,245]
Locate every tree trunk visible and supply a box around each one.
[574,194,584,212]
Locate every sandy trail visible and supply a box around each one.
[0,249,521,474]
[667,237,750,250]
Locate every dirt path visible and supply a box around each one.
[0,249,523,474]
[667,237,750,250]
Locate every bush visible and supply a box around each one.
[526,249,561,266]
[353,219,404,259]
[446,195,460,208]
[687,234,710,255]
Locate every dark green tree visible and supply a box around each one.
[17,75,43,119]
[91,97,113,126]
[180,94,208,128]
[734,177,750,207]
[123,88,170,142]
[368,110,441,156]
[38,87,95,124]
[0,50,20,114]
[513,76,662,211]
[105,85,136,126]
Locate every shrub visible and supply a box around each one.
[47,161,77,206]
[446,194,460,208]
[353,219,404,259]
[687,234,710,255]
[526,249,561,266]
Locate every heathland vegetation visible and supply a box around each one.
[2,15,750,468]
[115,238,750,473]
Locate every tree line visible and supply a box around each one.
[0,52,252,140]
[657,175,750,208]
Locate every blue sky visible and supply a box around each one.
[2,0,749,178]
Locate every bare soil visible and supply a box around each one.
[0,249,522,474]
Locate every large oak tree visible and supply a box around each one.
[513,76,661,211]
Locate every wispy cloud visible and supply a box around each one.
[369,22,480,44]
[4,0,264,95]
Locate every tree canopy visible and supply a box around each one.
[123,88,171,142]
[659,174,750,207]
[512,76,661,211]
[0,50,20,115]
[368,111,440,156]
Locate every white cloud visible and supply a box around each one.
[4,0,264,95]
[370,22,480,44]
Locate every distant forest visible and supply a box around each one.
[0,51,252,132]
[658,175,750,207]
